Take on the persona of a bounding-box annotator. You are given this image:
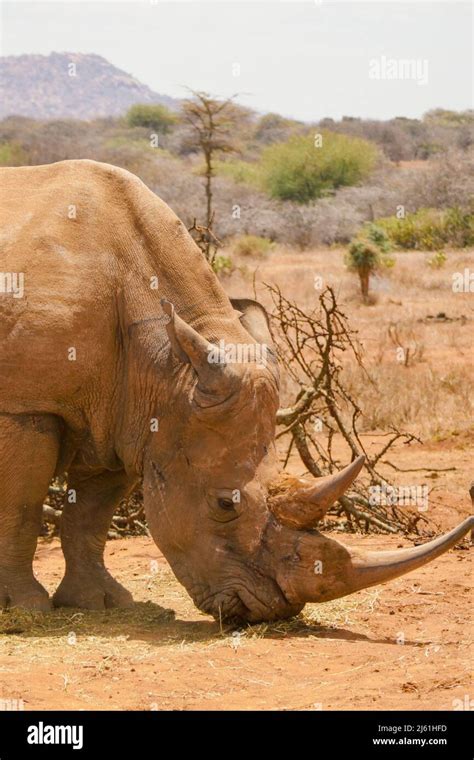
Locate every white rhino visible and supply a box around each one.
[0,159,471,622]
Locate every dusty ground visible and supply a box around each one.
[0,526,471,711]
[0,247,472,711]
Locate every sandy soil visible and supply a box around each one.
[0,512,471,711]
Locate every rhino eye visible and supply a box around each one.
[207,490,240,523]
[217,497,235,512]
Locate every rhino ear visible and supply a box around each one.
[230,298,274,348]
[161,299,239,404]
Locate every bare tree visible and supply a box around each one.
[181,90,251,261]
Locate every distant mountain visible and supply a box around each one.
[0,52,179,120]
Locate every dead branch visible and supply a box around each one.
[268,284,429,536]
[188,214,222,266]
[42,504,62,526]
[383,460,456,473]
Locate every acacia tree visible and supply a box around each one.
[181,90,251,262]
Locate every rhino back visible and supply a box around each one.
[0,160,240,424]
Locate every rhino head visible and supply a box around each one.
[141,298,473,624]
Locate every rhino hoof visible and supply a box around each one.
[53,569,134,610]
[0,574,51,612]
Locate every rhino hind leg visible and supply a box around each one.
[53,467,136,610]
[0,413,61,611]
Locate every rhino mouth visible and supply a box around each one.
[199,593,248,624]
[197,578,301,625]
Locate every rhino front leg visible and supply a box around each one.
[53,468,136,610]
[0,413,60,611]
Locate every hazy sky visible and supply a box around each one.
[0,0,472,120]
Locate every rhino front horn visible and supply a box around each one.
[270,455,365,529]
[277,515,474,606]
[348,515,474,592]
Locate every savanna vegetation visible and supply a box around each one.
[0,104,472,256]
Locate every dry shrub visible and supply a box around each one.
[345,361,474,439]
[240,248,474,444]
[232,234,273,257]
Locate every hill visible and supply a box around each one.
[0,52,179,120]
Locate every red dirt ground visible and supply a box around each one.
[0,511,471,711]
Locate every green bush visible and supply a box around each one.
[232,235,274,257]
[260,132,378,203]
[0,141,26,166]
[212,254,233,276]
[214,158,262,187]
[346,239,393,274]
[423,109,474,126]
[427,250,447,268]
[346,225,394,301]
[365,223,392,252]
[376,207,474,250]
[125,104,177,134]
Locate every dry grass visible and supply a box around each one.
[345,362,474,439]
[0,604,174,637]
[242,590,382,641]
[0,589,379,646]
[226,247,474,441]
